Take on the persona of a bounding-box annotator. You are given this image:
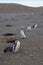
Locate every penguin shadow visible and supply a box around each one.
[5,24,13,27]
[3,33,14,36]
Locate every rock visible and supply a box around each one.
[4,61,6,64]
[25,51,28,54]
[41,61,43,64]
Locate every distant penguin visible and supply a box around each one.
[27,25,32,31]
[32,24,38,29]
[34,24,38,28]
[27,24,38,31]
[4,39,20,53]
[20,26,26,39]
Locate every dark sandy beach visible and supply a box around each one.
[0,4,43,65]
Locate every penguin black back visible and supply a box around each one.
[4,46,13,53]
[4,38,18,53]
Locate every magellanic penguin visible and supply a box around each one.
[12,39,20,52]
[27,25,32,31]
[20,26,26,39]
[27,24,38,31]
[4,39,20,53]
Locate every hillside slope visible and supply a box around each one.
[0,3,43,13]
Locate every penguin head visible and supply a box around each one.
[21,26,24,30]
[14,38,18,41]
[32,25,35,28]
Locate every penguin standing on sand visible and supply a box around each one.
[12,39,20,52]
[31,24,38,29]
[27,25,32,31]
[4,39,20,53]
[20,26,26,39]
[27,24,38,31]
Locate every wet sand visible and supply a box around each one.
[0,4,43,65]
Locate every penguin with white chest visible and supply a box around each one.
[4,39,20,53]
[27,24,38,31]
[27,25,32,31]
[20,26,26,39]
[12,39,20,52]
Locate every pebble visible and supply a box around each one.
[4,61,6,64]
[41,61,43,64]
[29,54,34,57]
[25,51,28,54]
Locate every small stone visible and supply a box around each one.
[4,61,6,64]
[25,51,28,54]
[22,60,24,62]
[29,54,34,57]
[41,61,43,64]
